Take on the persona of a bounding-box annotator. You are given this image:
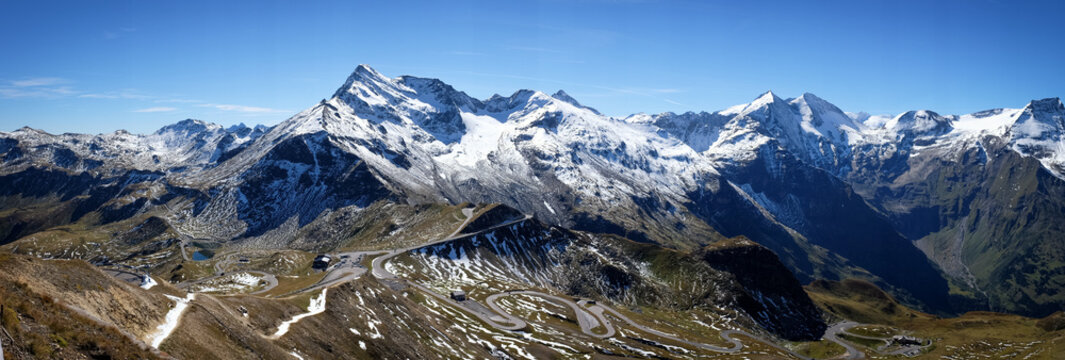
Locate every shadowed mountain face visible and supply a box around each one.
[714,147,951,313]
[232,132,393,237]
[698,237,828,340]
[1,65,1062,317]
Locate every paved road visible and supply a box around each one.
[829,325,932,357]
[176,267,279,295]
[246,271,279,295]
[448,207,476,238]
[158,205,857,359]
[486,291,611,338]
[146,205,869,360]
[178,238,191,261]
[297,251,384,294]
[160,208,219,264]
[417,282,527,331]
[578,300,618,338]
[480,290,816,358]
[361,213,821,358]
[823,321,865,359]
[371,214,532,280]
[296,207,492,293]
[592,297,744,352]
[587,299,815,358]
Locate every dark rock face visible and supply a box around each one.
[724,146,952,314]
[116,216,170,246]
[0,167,163,244]
[234,132,392,237]
[699,237,827,341]
[854,139,1065,317]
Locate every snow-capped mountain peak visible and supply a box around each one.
[789,92,865,139]
[332,64,388,95]
[754,89,780,103]
[6,64,1063,185]
[1004,97,1065,174]
[549,89,601,115]
[734,90,785,116]
[1012,97,1065,138]
[1025,97,1064,113]
[885,110,952,135]
[550,89,578,105]
[154,119,223,136]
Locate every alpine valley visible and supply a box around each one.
[0,65,1063,359]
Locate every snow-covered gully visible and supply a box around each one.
[147,293,196,349]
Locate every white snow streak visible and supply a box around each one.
[148,293,196,348]
[270,289,328,339]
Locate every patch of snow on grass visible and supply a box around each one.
[140,276,158,290]
[367,318,384,339]
[269,289,328,339]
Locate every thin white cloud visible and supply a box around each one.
[78,93,117,99]
[652,88,682,94]
[153,98,200,104]
[11,77,66,87]
[198,103,289,113]
[663,99,684,106]
[133,106,176,113]
[78,90,150,100]
[1,78,289,119]
[0,86,75,98]
[0,77,75,98]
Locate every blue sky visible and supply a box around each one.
[1,0,1062,134]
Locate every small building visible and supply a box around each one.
[450,290,467,301]
[313,254,332,270]
[891,335,924,346]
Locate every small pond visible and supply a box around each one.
[192,251,212,261]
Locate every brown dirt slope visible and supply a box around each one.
[0,253,165,359]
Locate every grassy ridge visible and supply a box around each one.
[806,278,1065,359]
[0,253,161,359]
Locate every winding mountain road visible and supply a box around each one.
[823,321,865,359]
[365,213,821,358]
[154,205,872,359]
[481,290,817,358]
[370,213,532,280]
[486,291,612,338]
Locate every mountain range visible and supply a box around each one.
[2,64,1063,323]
